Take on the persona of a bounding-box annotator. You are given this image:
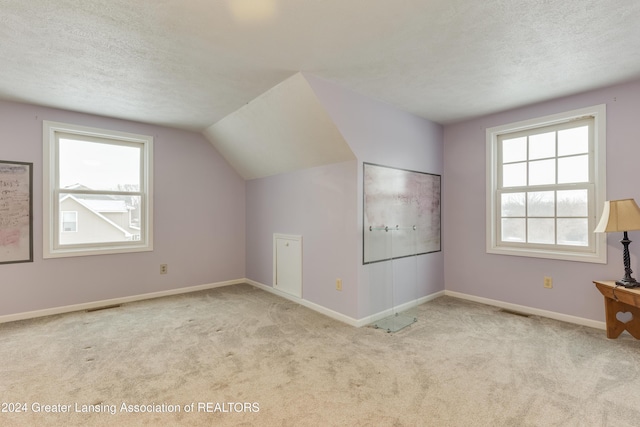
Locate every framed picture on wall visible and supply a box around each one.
[363,162,441,264]
[0,160,33,264]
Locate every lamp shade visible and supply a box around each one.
[594,199,640,233]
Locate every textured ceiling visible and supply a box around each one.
[2,0,640,131]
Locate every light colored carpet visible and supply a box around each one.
[1,283,639,426]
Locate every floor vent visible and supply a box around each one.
[499,309,530,318]
[86,304,121,313]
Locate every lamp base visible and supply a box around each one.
[616,278,640,288]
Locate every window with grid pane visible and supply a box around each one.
[486,105,606,263]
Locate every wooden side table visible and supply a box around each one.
[594,280,640,339]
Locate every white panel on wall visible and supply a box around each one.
[273,234,302,298]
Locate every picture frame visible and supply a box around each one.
[0,160,33,264]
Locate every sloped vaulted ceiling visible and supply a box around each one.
[203,73,355,180]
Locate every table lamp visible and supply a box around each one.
[594,199,640,288]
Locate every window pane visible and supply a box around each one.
[529,131,555,160]
[502,137,527,163]
[59,138,141,191]
[529,159,555,185]
[557,218,588,246]
[528,218,555,244]
[502,218,525,242]
[503,162,527,187]
[59,193,141,245]
[558,126,588,156]
[557,189,588,217]
[501,193,525,217]
[62,211,76,222]
[528,191,554,217]
[62,211,77,232]
[489,108,603,262]
[44,120,153,259]
[558,155,588,183]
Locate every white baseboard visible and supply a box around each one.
[1,277,440,328]
[445,290,606,330]
[244,279,362,327]
[355,290,445,327]
[245,278,446,328]
[0,279,243,324]
[4,279,601,333]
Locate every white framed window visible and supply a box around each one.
[43,121,153,258]
[486,105,606,263]
[61,211,78,232]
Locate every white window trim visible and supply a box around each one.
[486,104,607,263]
[43,120,153,258]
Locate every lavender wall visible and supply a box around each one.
[0,100,245,317]
[245,160,359,317]
[305,75,445,319]
[443,79,640,322]
[245,76,444,320]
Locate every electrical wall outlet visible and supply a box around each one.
[160,264,168,274]
[543,276,553,289]
[336,278,342,291]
